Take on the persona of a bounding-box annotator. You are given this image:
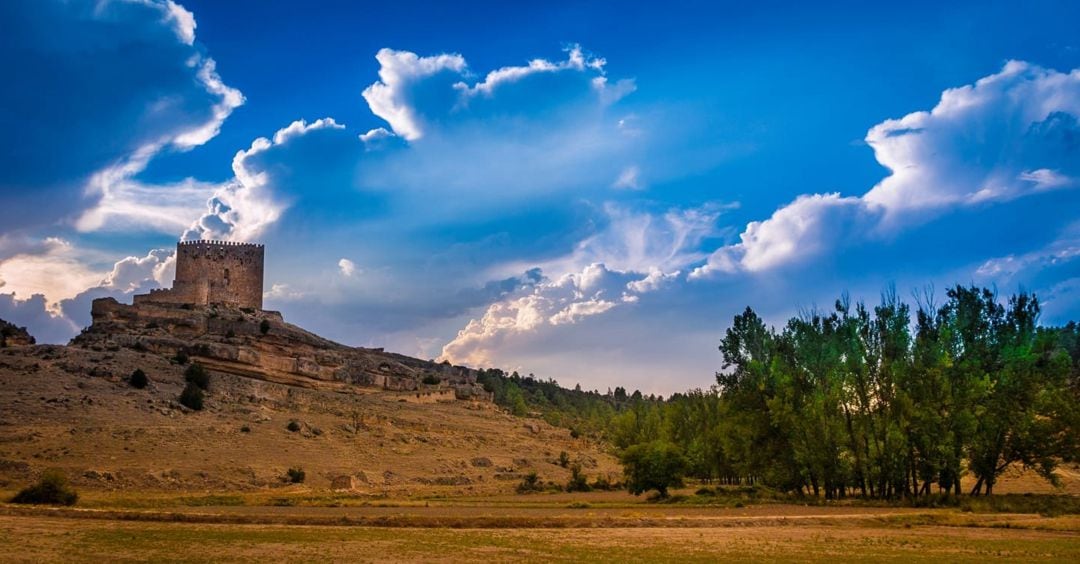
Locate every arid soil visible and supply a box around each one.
[0,344,618,495]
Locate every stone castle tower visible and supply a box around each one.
[134,240,264,310]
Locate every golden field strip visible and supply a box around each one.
[2,491,1079,562]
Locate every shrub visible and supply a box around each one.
[173,351,189,365]
[591,474,616,491]
[421,374,440,385]
[10,470,78,506]
[240,425,251,433]
[566,464,591,493]
[286,420,301,433]
[179,382,204,411]
[558,451,570,468]
[129,369,149,389]
[516,472,543,494]
[259,319,271,335]
[184,363,210,390]
[286,467,305,483]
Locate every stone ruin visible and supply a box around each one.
[135,240,264,310]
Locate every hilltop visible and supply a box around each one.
[0,302,619,494]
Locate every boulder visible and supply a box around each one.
[330,475,356,491]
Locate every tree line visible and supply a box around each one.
[611,286,1080,498]
[476,285,1079,498]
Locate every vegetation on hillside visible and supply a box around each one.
[476,368,662,439]
[10,469,78,506]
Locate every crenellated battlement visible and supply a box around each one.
[135,240,265,310]
[178,239,265,249]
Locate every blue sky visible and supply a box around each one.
[2,0,1080,394]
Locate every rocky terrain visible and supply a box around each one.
[0,319,34,348]
[0,305,619,494]
[75,298,490,398]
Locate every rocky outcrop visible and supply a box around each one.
[71,298,493,400]
[0,318,35,347]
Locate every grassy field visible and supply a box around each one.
[2,489,1080,562]
[2,510,1078,562]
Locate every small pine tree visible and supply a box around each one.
[558,451,570,468]
[286,420,301,432]
[184,363,210,390]
[129,369,149,389]
[516,471,542,494]
[566,464,591,492]
[179,382,204,411]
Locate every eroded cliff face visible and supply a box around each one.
[72,298,490,400]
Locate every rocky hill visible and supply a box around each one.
[0,305,619,494]
[74,298,489,399]
[0,319,34,348]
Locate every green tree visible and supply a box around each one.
[619,440,687,498]
[184,363,210,390]
[179,382,204,411]
[504,381,528,416]
[129,368,149,389]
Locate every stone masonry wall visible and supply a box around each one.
[135,241,264,309]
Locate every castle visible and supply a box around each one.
[134,240,264,310]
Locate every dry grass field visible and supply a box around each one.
[1,501,1078,562]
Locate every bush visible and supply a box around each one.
[10,470,78,506]
[566,464,591,492]
[558,451,570,468]
[240,425,251,433]
[286,467,305,483]
[516,471,543,494]
[591,474,616,491]
[286,420,301,433]
[179,382,204,411]
[173,351,189,365]
[421,374,440,385]
[619,440,687,498]
[129,369,149,389]
[259,319,271,335]
[184,363,209,390]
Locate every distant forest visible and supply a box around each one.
[477,285,1080,499]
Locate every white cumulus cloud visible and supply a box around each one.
[693,60,1080,279]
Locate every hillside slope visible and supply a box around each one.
[0,321,618,494]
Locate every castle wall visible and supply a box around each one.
[135,240,264,309]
